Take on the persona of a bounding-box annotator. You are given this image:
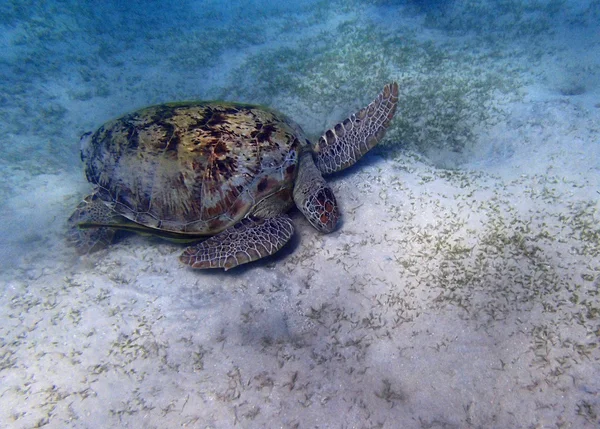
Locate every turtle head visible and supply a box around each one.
[304,184,339,233]
[293,152,339,233]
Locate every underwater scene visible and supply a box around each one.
[1,0,599,427]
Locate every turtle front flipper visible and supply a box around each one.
[180,215,294,270]
[67,193,121,254]
[314,82,399,174]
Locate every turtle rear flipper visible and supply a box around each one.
[314,82,399,174]
[180,215,294,270]
[67,194,120,254]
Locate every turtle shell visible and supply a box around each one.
[82,102,306,234]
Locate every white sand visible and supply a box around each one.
[1,1,599,428]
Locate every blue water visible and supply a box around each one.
[1,1,599,427]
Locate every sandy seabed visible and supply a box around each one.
[2,98,599,428]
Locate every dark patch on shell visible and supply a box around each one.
[256,123,277,143]
[214,141,228,156]
[212,157,237,181]
[207,111,227,127]
[257,177,269,192]
[164,131,180,152]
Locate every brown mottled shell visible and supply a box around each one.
[82,102,306,234]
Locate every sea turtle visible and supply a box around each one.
[68,82,398,270]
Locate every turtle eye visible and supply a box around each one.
[307,187,338,233]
